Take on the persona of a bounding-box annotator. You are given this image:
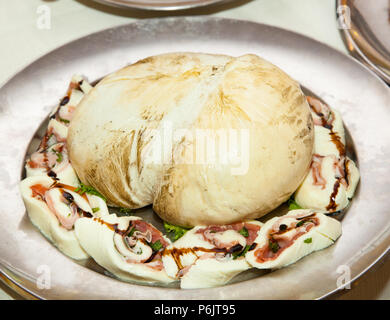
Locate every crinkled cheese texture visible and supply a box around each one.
[68,52,314,227]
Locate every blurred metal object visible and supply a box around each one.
[337,0,390,84]
[92,0,229,10]
[0,17,389,300]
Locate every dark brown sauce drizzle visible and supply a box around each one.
[308,96,346,157]
[269,213,318,237]
[296,213,317,220]
[326,179,341,211]
[329,131,346,157]
[307,96,348,212]
[162,247,229,270]
[93,217,130,236]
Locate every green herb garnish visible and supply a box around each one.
[296,220,305,227]
[163,221,190,241]
[54,151,63,163]
[149,240,163,252]
[232,245,251,260]
[269,240,280,254]
[74,182,106,201]
[59,118,70,124]
[238,226,249,237]
[119,207,134,215]
[296,219,313,228]
[304,238,312,244]
[287,198,302,211]
[127,226,136,237]
[92,207,100,213]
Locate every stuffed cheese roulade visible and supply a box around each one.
[49,75,92,126]
[294,155,359,212]
[294,96,359,212]
[245,209,341,269]
[26,75,92,186]
[162,221,262,289]
[20,175,108,260]
[74,214,174,284]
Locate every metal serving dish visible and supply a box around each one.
[0,17,389,299]
[92,0,229,11]
[337,0,390,84]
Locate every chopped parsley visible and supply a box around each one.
[59,118,70,124]
[75,182,106,201]
[296,219,313,228]
[232,244,251,260]
[304,238,312,244]
[54,150,63,163]
[238,226,249,237]
[127,226,136,237]
[164,221,190,241]
[269,240,280,254]
[119,207,134,215]
[149,240,163,252]
[287,198,302,210]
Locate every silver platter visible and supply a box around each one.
[92,0,229,11]
[337,0,390,84]
[0,17,389,300]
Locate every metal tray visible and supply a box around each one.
[92,0,228,11]
[337,0,390,84]
[0,17,389,300]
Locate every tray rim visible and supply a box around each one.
[92,0,230,11]
[336,0,390,84]
[0,16,389,300]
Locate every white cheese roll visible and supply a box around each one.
[162,221,262,289]
[26,142,79,187]
[246,209,341,269]
[74,214,174,284]
[294,155,359,212]
[19,177,85,259]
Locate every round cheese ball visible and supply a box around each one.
[68,52,314,227]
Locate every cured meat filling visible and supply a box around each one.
[254,213,319,263]
[196,222,260,250]
[163,222,261,278]
[99,218,169,271]
[30,182,93,230]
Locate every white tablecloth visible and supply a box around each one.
[0,0,388,300]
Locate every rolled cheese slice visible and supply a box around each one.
[245,209,341,269]
[295,155,359,212]
[314,125,345,158]
[307,96,345,144]
[49,74,92,125]
[74,214,174,284]
[68,52,314,227]
[294,96,359,212]
[19,176,108,260]
[26,141,79,187]
[162,221,262,289]
[26,76,92,186]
